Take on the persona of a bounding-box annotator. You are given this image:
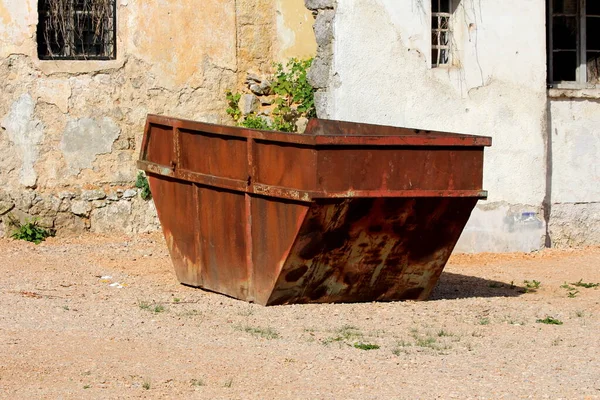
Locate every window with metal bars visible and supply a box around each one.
[37,0,116,60]
[548,0,600,86]
[432,0,452,67]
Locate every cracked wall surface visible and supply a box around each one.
[0,0,316,236]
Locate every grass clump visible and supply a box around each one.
[354,343,380,351]
[138,301,166,314]
[191,378,205,387]
[536,316,563,325]
[322,325,363,345]
[571,279,599,289]
[239,325,280,340]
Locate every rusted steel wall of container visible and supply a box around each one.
[267,197,478,305]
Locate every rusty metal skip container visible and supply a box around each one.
[138,115,491,305]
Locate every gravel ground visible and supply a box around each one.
[0,233,599,399]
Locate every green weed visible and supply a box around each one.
[138,301,166,313]
[571,279,600,289]
[8,214,53,244]
[241,325,280,340]
[524,280,541,290]
[536,316,563,325]
[323,325,363,345]
[226,58,315,133]
[135,172,152,200]
[354,343,380,350]
[191,378,205,387]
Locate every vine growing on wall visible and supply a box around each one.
[226,58,316,133]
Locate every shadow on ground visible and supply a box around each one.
[430,272,527,300]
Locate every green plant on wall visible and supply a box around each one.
[136,171,152,200]
[7,214,54,244]
[271,58,316,128]
[225,58,316,133]
[225,91,242,122]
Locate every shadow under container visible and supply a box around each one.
[137,115,492,306]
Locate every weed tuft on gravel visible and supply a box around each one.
[536,316,563,325]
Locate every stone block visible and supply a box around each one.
[0,201,15,216]
[239,94,260,115]
[81,189,106,201]
[122,189,137,199]
[90,201,133,233]
[71,200,92,217]
[305,0,336,10]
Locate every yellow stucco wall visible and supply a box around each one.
[0,0,317,235]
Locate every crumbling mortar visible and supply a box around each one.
[304,0,337,118]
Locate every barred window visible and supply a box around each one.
[37,0,116,60]
[432,0,452,67]
[548,0,600,85]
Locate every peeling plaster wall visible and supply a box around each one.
[315,0,600,251]
[326,0,552,252]
[0,0,316,235]
[548,98,600,247]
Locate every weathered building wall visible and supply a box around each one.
[548,97,600,247]
[311,0,599,251]
[0,0,316,236]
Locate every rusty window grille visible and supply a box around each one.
[432,0,452,67]
[548,0,600,86]
[37,0,116,60]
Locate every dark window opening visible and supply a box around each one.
[548,0,599,85]
[432,0,452,67]
[37,0,116,60]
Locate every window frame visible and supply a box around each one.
[547,0,600,88]
[431,0,453,68]
[37,0,117,61]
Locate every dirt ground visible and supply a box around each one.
[0,233,599,399]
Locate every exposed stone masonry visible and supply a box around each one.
[305,0,336,118]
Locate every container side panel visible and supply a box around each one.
[149,175,202,286]
[267,197,478,305]
[254,141,317,190]
[197,186,250,300]
[179,129,248,181]
[317,148,483,192]
[250,196,309,305]
[145,124,175,167]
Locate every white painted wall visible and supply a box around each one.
[548,98,600,247]
[550,99,600,203]
[328,0,551,252]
